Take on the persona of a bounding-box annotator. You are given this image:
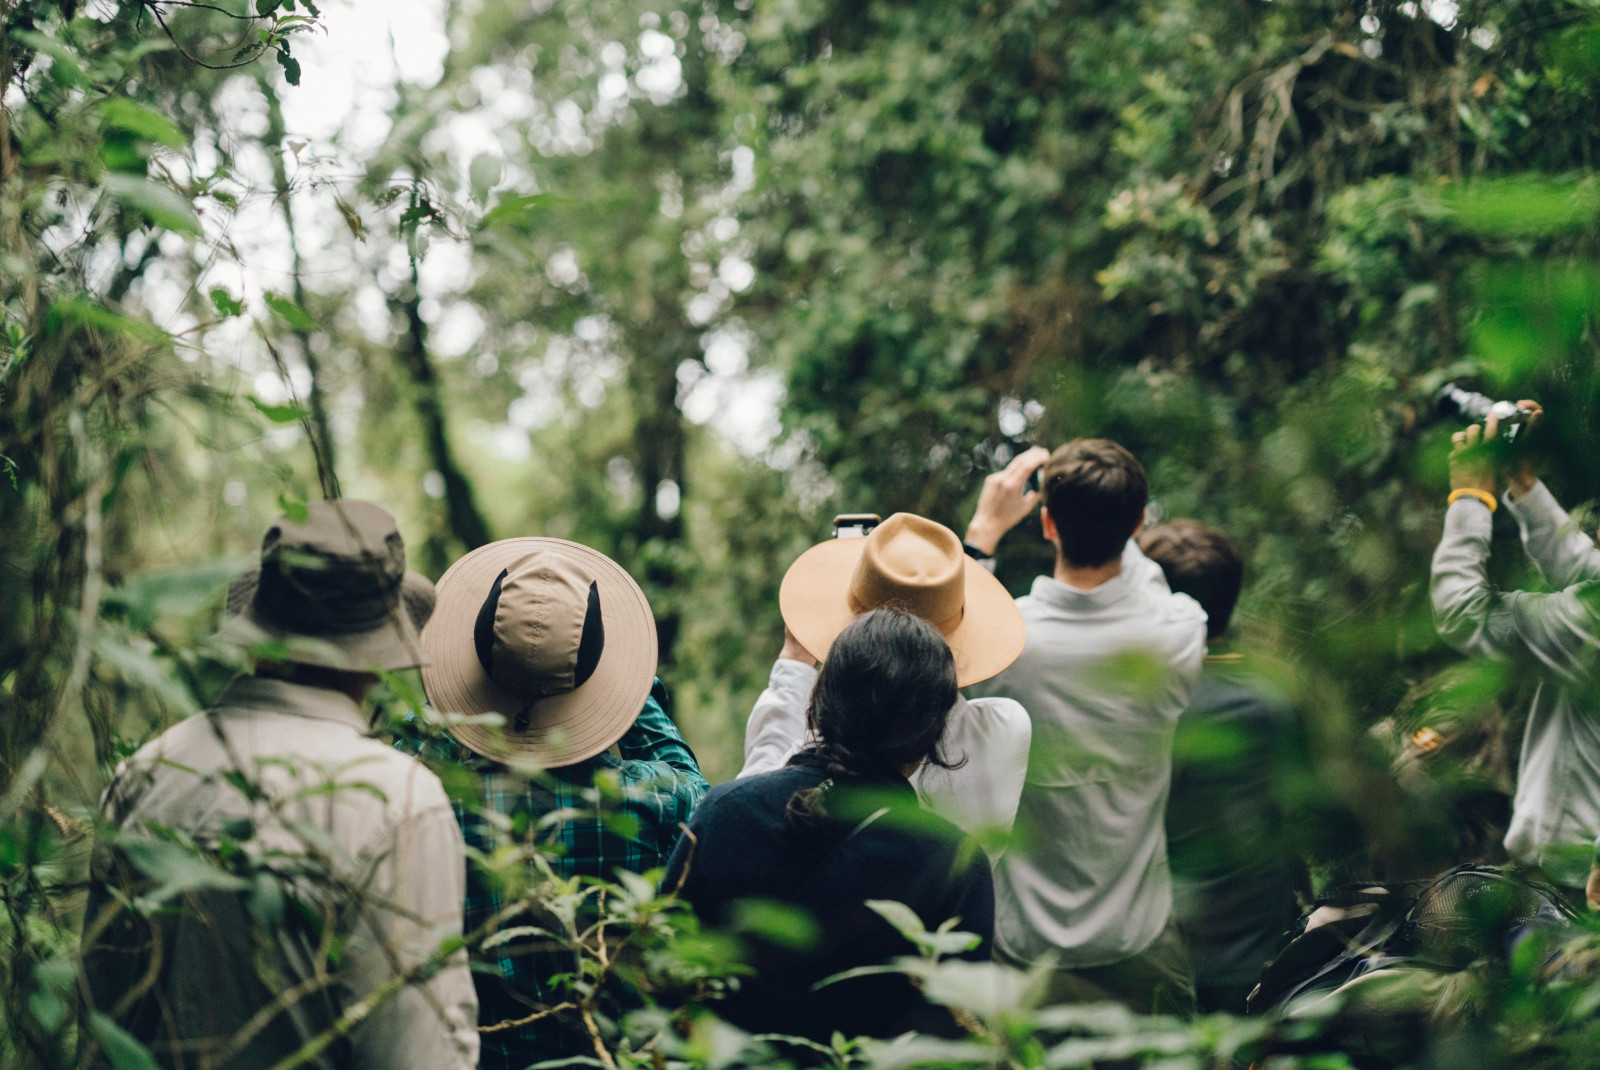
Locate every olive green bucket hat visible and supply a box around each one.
[216,500,431,672]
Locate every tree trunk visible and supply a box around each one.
[391,266,491,573]
[261,78,339,497]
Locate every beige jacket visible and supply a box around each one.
[81,676,478,1070]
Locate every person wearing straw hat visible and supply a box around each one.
[81,500,479,1070]
[962,439,1207,1017]
[738,512,1033,848]
[404,536,707,1070]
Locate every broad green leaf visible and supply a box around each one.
[469,153,503,206]
[98,99,186,149]
[1437,177,1600,237]
[482,924,554,950]
[88,1013,161,1070]
[480,193,570,229]
[118,839,250,905]
[210,288,246,317]
[250,395,307,424]
[277,47,302,87]
[277,493,310,524]
[12,30,86,87]
[102,174,201,236]
[43,296,168,344]
[265,293,316,331]
[729,898,821,951]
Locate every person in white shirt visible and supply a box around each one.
[963,440,1207,1016]
[738,512,1033,850]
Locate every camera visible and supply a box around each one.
[1436,383,1531,441]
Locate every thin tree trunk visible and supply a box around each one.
[392,261,491,572]
[261,77,339,497]
[627,325,688,669]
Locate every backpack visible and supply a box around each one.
[1248,863,1577,1015]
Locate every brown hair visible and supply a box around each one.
[1042,439,1148,567]
[1136,519,1242,640]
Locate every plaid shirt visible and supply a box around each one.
[395,680,707,1070]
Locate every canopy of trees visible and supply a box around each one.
[6,0,1600,1065]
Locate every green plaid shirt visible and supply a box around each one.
[395,680,707,1070]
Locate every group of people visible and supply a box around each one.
[76,409,1600,1069]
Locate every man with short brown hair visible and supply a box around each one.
[964,440,1206,1015]
[1139,519,1301,1014]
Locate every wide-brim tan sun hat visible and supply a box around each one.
[778,512,1027,688]
[422,537,658,767]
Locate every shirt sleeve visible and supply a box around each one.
[611,682,710,806]
[347,792,479,1070]
[738,660,819,778]
[1432,498,1600,684]
[1507,480,1600,589]
[912,696,1031,844]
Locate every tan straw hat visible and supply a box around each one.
[779,512,1027,688]
[215,500,429,672]
[422,538,658,766]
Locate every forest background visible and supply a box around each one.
[6,0,1600,1063]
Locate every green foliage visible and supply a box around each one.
[6,0,1600,1066]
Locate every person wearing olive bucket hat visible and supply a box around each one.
[738,512,1034,849]
[81,500,479,1070]
[405,537,707,1070]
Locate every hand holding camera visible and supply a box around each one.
[1445,393,1543,498]
[965,445,1051,555]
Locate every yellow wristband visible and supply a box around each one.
[1448,488,1499,513]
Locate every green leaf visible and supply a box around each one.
[1437,176,1600,237]
[480,193,571,229]
[44,296,169,345]
[276,47,302,87]
[257,0,282,14]
[11,31,86,87]
[118,839,251,906]
[101,174,201,236]
[482,924,554,950]
[98,99,186,150]
[469,153,503,206]
[210,288,246,317]
[863,899,981,958]
[730,899,821,951]
[88,1013,161,1070]
[277,493,310,524]
[250,396,307,424]
[264,293,316,331]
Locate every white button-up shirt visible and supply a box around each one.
[971,543,1206,968]
[84,675,479,1070]
[739,659,1033,846]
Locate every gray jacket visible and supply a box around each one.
[1431,482,1600,886]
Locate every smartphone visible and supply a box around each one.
[832,513,882,539]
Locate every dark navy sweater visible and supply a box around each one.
[664,758,993,1043]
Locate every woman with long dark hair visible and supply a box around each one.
[663,608,994,1042]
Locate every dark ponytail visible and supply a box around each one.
[785,608,960,836]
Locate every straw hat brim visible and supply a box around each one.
[778,539,1027,688]
[422,538,658,767]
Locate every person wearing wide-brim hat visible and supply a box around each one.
[83,500,480,1070]
[738,511,1034,848]
[403,536,707,1070]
